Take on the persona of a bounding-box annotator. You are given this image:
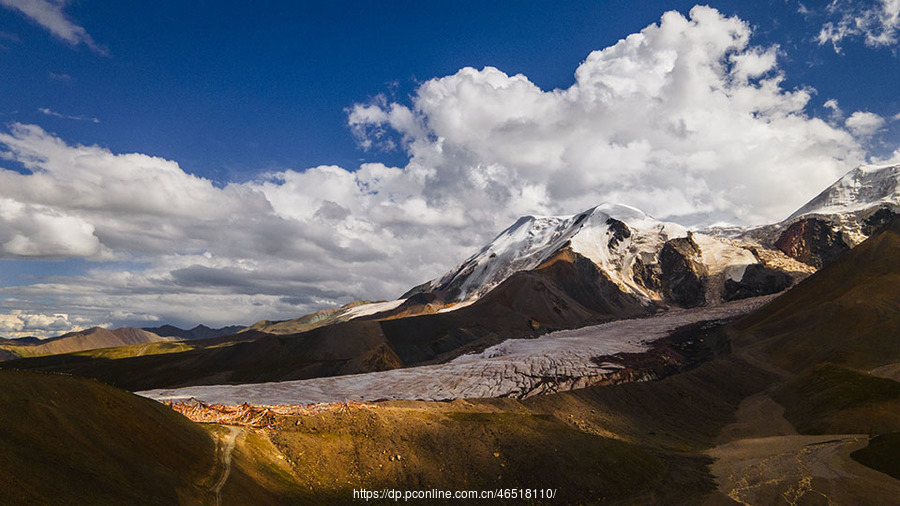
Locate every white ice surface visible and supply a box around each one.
[139,296,772,406]
[692,234,757,281]
[342,299,406,320]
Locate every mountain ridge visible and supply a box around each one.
[141,324,245,341]
[0,327,173,359]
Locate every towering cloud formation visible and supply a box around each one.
[350,6,864,226]
[0,6,878,330]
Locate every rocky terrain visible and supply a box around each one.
[737,163,899,268]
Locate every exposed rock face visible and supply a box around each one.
[605,217,631,249]
[774,218,850,269]
[863,207,897,236]
[658,234,707,308]
[722,264,793,302]
[631,255,661,292]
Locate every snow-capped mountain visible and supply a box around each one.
[788,163,900,222]
[415,204,686,303]
[738,163,900,269]
[406,203,798,312]
[281,164,896,331]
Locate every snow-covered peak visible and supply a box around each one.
[568,204,689,298]
[428,203,691,303]
[788,163,900,220]
[429,211,583,302]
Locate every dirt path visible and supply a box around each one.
[212,426,241,506]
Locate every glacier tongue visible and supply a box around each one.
[138,296,771,406]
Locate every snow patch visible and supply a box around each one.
[343,299,406,320]
[691,233,757,279]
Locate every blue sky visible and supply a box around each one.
[0,0,899,335]
[4,1,897,175]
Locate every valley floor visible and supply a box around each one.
[705,393,900,504]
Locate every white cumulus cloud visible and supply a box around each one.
[845,111,886,137]
[351,5,863,226]
[0,310,87,338]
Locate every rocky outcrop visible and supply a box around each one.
[632,255,661,292]
[630,233,712,308]
[722,264,793,302]
[774,218,850,269]
[605,217,631,249]
[658,233,707,308]
[862,207,897,236]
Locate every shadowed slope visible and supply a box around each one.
[735,217,900,373]
[0,370,216,504]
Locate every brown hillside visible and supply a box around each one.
[4,327,174,358]
[735,217,900,373]
[0,370,216,504]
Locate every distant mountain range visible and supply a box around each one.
[140,324,245,341]
[0,324,246,361]
[0,327,174,359]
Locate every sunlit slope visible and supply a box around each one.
[1,327,174,359]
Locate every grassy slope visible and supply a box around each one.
[247,355,774,505]
[0,370,217,505]
[772,364,900,435]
